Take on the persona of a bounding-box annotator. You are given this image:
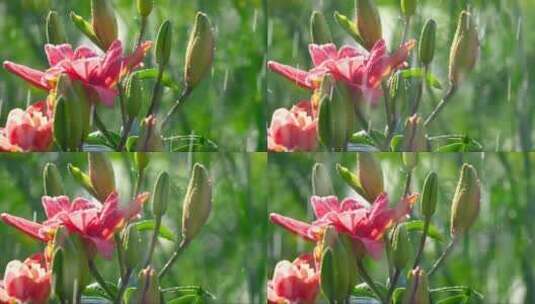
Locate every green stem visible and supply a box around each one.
[117,117,135,151]
[144,217,161,268]
[117,82,127,127]
[145,66,165,118]
[403,170,413,197]
[356,259,386,303]
[88,259,115,299]
[136,17,148,50]
[158,239,189,279]
[424,85,457,127]
[115,234,126,279]
[114,268,133,304]
[411,65,427,115]
[401,17,411,46]
[93,109,116,148]
[382,82,396,148]
[412,218,430,269]
[428,238,456,276]
[161,88,192,131]
[385,268,401,304]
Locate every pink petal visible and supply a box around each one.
[3,61,49,90]
[0,214,47,241]
[73,46,98,60]
[308,44,338,66]
[267,61,313,89]
[89,84,117,107]
[269,213,316,241]
[310,196,340,218]
[87,236,115,259]
[41,196,71,219]
[44,44,74,66]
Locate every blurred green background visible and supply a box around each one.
[268,152,535,303]
[0,152,267,303]
[267,0,535,151]
[0,0,266,151]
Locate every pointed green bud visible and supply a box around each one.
[356,0,383,50]
[450,164,480,237]
[184,12,214,90]
[134,152,150,173]
[402,152,418,170]
[43,163,64,196]
[310,11,332,44]
[334,11,364,45]
[123,225,142,271]
[125,75,143,119]
[312,163,334,196]
[70,11,101,47]
[137,0,154,18]
[136,116,165,152]
[152,172,170,218]
[391,225,410,270]
[317,75,356,150]
[421,172,438,219]
[155,20,173,67]
[53,96,68,151]
[46,11,66,44]
[401,0,417,18]
[68,164,98,198]
[402,267,430,304]
[419,19,436,66]
[133,267,161,304]
[448,11,479,85]
[91,0,118,50]
[182,163,212,243]
[336,163,368,200]
[403,115,428,151]
[357,152,384,202]
[88,153,115,202]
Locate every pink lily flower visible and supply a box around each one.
[268,101,318,152]
[0,101,53,152]
[1,192,149,259]
[267,254,319,304]
[268,39,415,104]
[0,254,50,304]
[3,40,152,107]
[270,193,417,259]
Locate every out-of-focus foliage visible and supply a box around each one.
[267,0,535,151]
[0,152,267,303]
[268,152,535,303]
[0,0,266,151]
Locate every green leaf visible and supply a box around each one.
[347,143,380,152]
[131,68,181,92]
[390,135,404,152]
[392,288,405,304]
[167,295,202,304]
[349,296,381,303]
[436,295,469,304]
[429,135,483,152]
[352,283,377,298]
[435,143,466,152]
[125,136,139,152]
[400,220,445,241]
[86,131,121,149]
[350,131,376,146]
[399,68,443,89]
[83,282,118,300]
[166,135,218,152]
[80,296,113,304]
[132,219,176,241]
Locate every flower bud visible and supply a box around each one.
[310,11,332,44]
[70,11,101,47]
[421,172,438,219]
[88,153,116,202]
[152,171,170,218]
[134,152,150,173]
[312,163,334,196]
[133,267,161,304]
[336,163,368,200]
[123,225,142,271]
[419,19,436,66]
[402,267,430,304]
[46,11,66,44]
[401,0,417,18]
[334,11,363,46]
[68,164,98,198]
[184,12,215,90]
[448,11,479,85]
[182,163,212,243]
[317,75,356,150]
[91,0,118,50]
[357,152,384,202]
[391,225,410,270]
[125,75,143,119]
[43,163,64,197]
[450,164,480,237]
[402,152,418,170]
[155,20,173,67]
[403,115,428,151]
[356,0,383,50]
[137,0,154,18]
[136,115,165,152]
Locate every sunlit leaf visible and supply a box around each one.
[131,68,181,92]
[132,220,176,241]
[400,220,445,241]
[399,68,443,89]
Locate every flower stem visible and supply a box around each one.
[424,85,457,127]
[158,239,189,279]
[88,259,115,299]
[428,238,456,276]
[117,83,128,127]
[161,88,192,131]
[385,268,401,304]
[144,217,161,268]
[410,65,427,116]
[356,259,386,303]
[145,66,165,118]
[401,17,411,46]
[93,109,116,148]
[382,82,396,149]
[136,17,148,50]
[117,117,135,151]
[114,268,133,304]
[115,234,126,279]
[412,218,430,269]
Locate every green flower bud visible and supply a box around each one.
[317,76,356,150]
[133,267,161,304]
[152,171,170,218]
[401,0,417,18]
[91,0,118,50]
[134,152,150,173]
[402,152,418,170]
[70,11,101,47]
[336,163,369,201]
[46,10,66,44]
[137,0,154,18]
[450,164,480,237]
[68,164,98,198]
[136,116,165,152]
[184,12,214,90]
[356,0,383,50]
[43,163,64,196]
[311,162,334,196]
[123,225,142,271]
[182,163,212,243]
[334,11,364,46]
[419,19,436,66]
[88,153,116,202]
[403,115,428,151]
[402,267,430,304]
[155,20,173,67]
[391,225,410,270]
[448,11,479,85]
[420,172,438,219]
[125,75,143,119]
[357,152,384,202]
[310,11,332,44]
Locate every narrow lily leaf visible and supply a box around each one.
[400,220,445,241]
[131,68,181,92]
[435,143,466,152]
[166,135,219,152]
[133,219,176,241]
[85,131,121,149]
[399,68,443,90]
